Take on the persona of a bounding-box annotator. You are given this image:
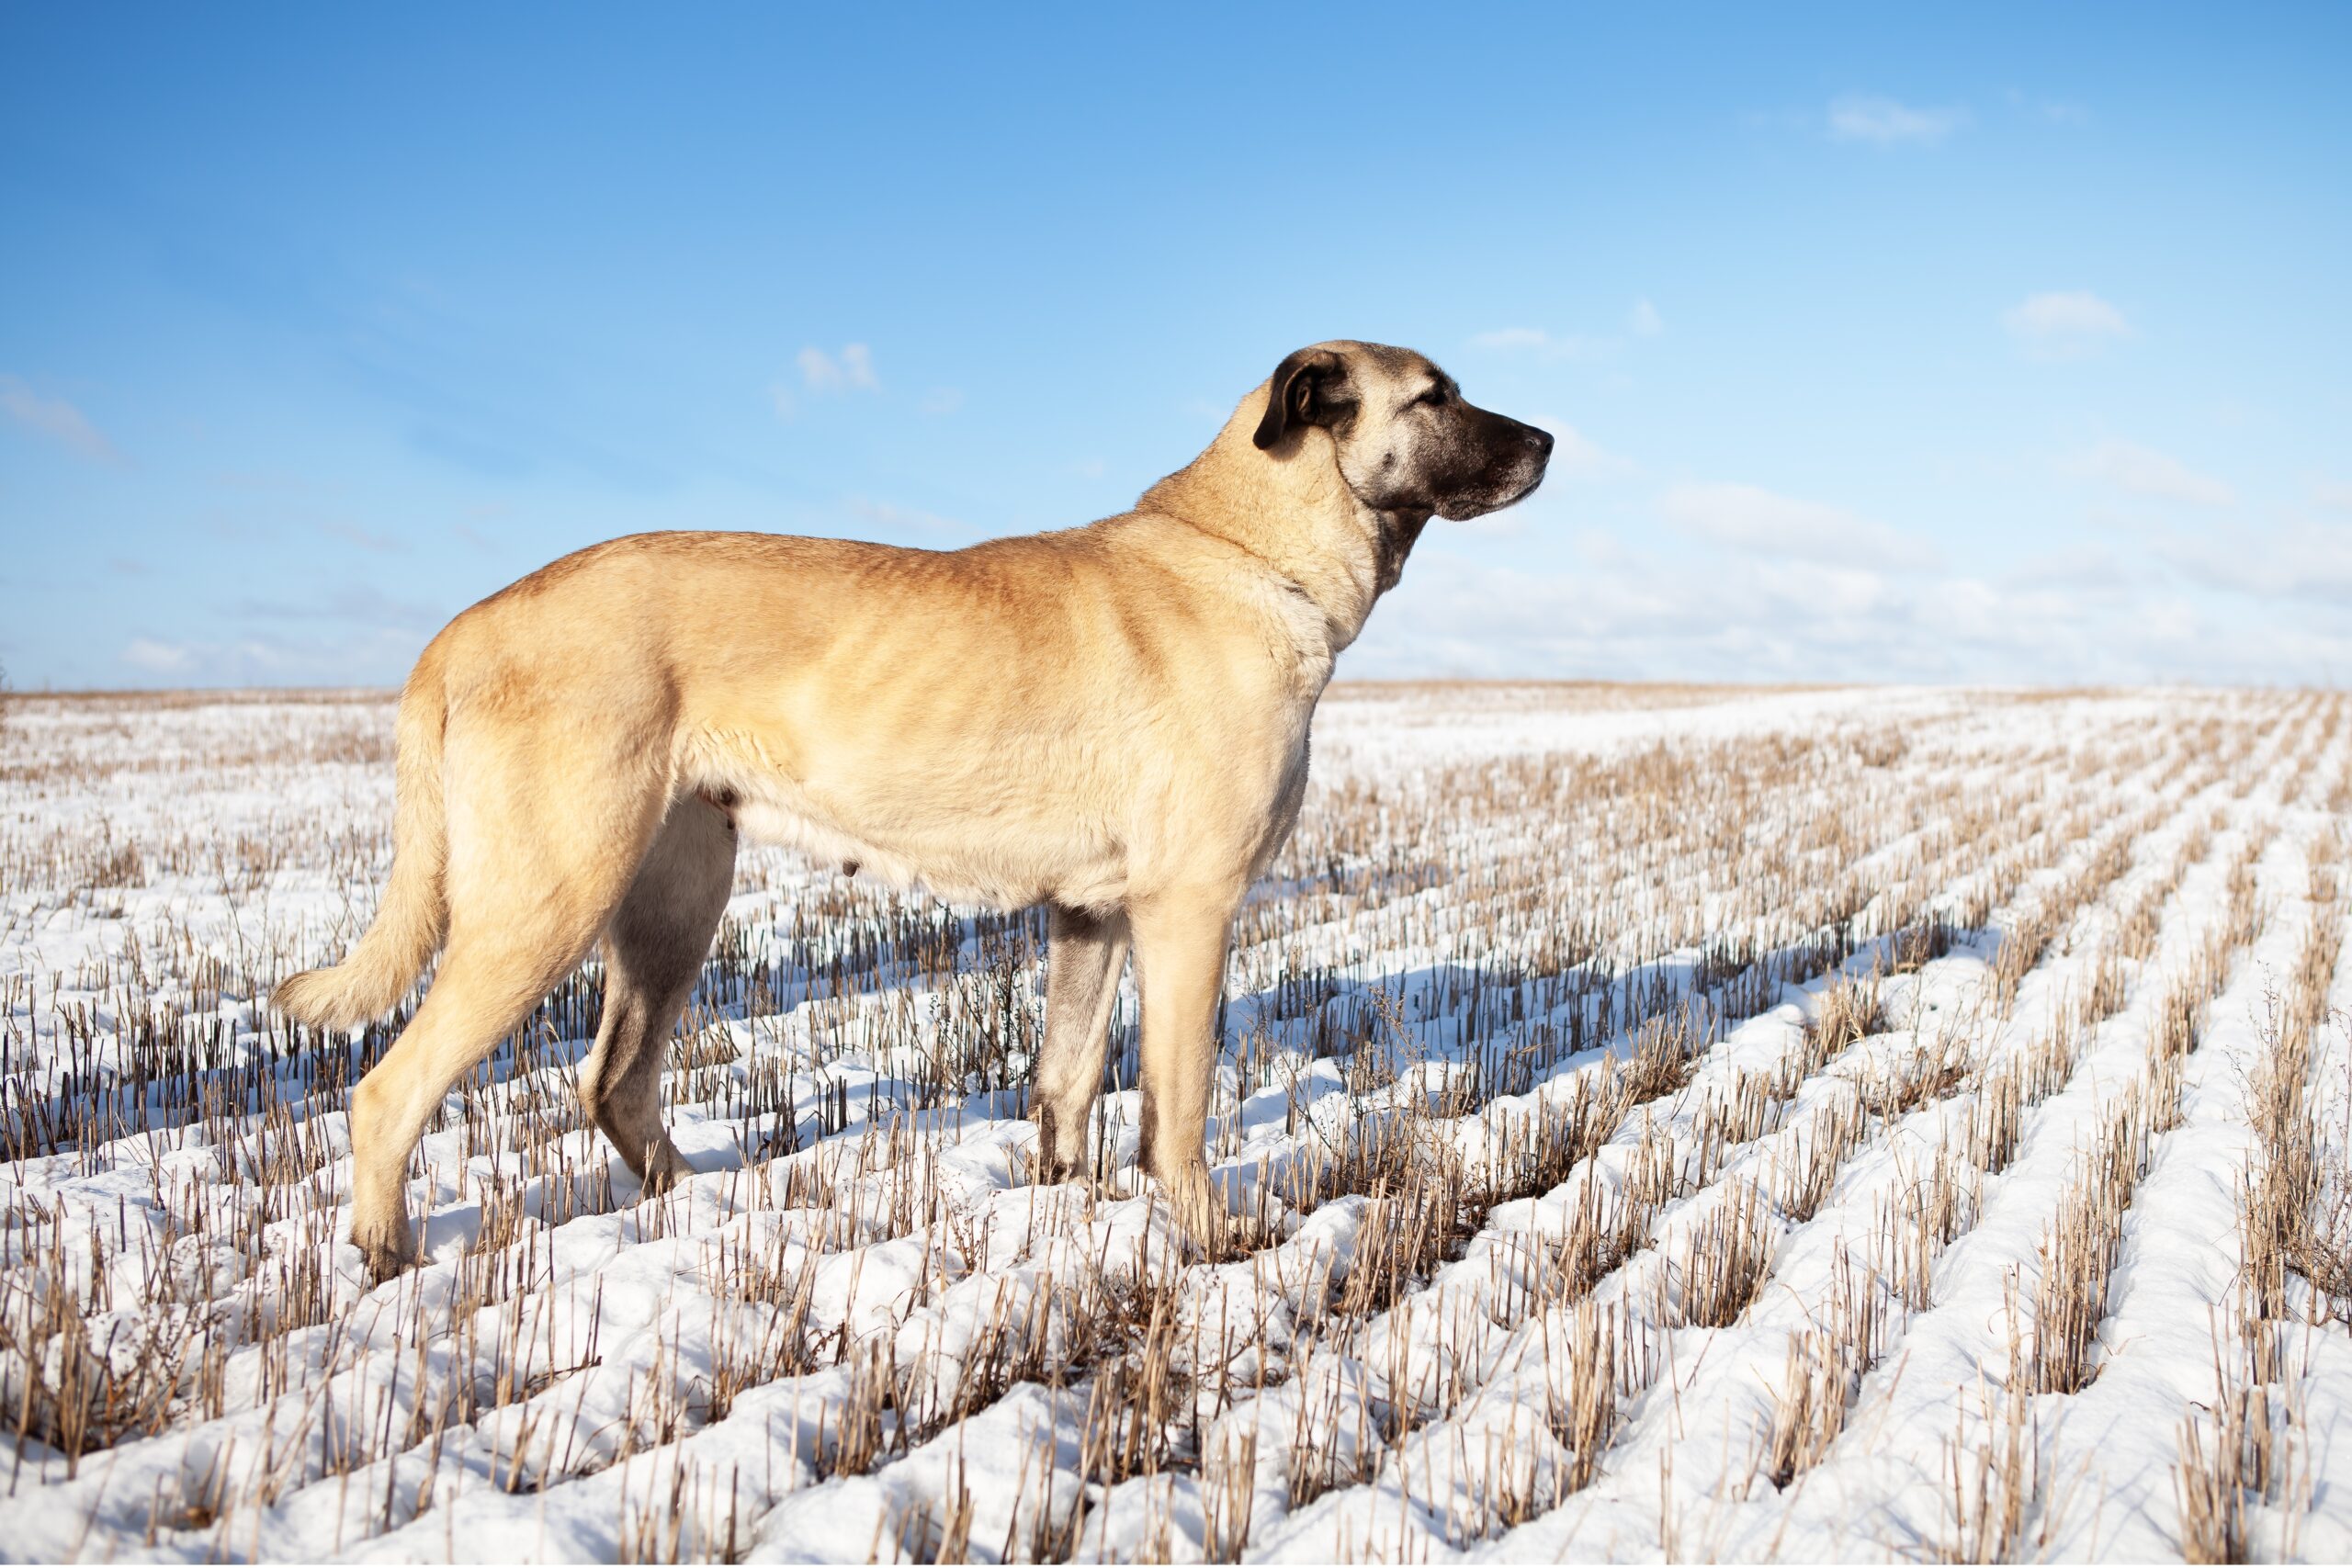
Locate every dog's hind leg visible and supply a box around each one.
[346,926,615,1280]
[1031,903,1130,1183]
[345,722,670,1281]
[578,794,736,1190]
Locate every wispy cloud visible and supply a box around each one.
[121,637,196,675]
[2064,438,2233,507]
[1472,302,1663,361]
[1660,480,1940,570]
[799,343,876,393]
[1535,422,1635,482]
[2004,291,2132,358]
[0,375,122,464]
[1346,535,2352,687]
[918,387,965,415]
[773,343,879,419]
[847,496,966,536]
[2143,520,2352,605]
[1826,94,1969,145]
[2006,88,2091,125]
[119,623,428,685]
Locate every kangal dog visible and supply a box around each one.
[275,341,1553,1277]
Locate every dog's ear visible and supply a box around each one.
[1252,347,1354,450]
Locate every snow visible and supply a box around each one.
[1,683,2346,1562]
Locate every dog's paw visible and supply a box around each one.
[1147,1160,1226,1248]
[351,1212,418,1283]
[637,1143,694,1197]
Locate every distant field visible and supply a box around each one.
[2,684,2347,1562]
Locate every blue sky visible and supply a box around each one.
[3,3,2347,689]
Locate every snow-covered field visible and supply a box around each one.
[4,683,2349,1564]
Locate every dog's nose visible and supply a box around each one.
[1528,425,1555,457]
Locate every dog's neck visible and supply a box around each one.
[1137,401,1425,652]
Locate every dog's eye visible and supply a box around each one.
[1414,386,1448,408]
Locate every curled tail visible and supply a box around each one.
[275,647,450,1030]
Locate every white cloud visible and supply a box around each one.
[2003,542,2136,592]
[847,496,966,536]
[1475,308,1661,362]
[1572,527,1630,568]
[116,622,430,685]
[2004,291,2132,357]
[121,637,195,674]
[1340,540,2352,687]
[2064,438,2233,507]
[919,387,965,415]
[799,343,877,392]
[0,375,121,463]
[2314,480,2352,513]
[2143,520,2352,605]
[1826,94,1969,145]
[1534,421,1634,481]
[1660,481,1940,570]
[775,344,880,419]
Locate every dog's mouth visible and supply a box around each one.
[1433,419,1553,522]
[1438,454,1550,521]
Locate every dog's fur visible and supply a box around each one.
[274,341,1551,1278]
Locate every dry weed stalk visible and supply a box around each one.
[1772,1091,1866,1222]
[1758,1249,1883,1491]
[1965,1065,2024,1174]
[2175,1302,2312,1564]
[2029,1090,2155,1393]
[1807,976,1888,1065]
[2240,899,2350,1330]
[1876,1138,1983,1312]
[1859,1034,1973,1125]
[1670,1180,1776,1327]
[1543,1300,1628,1495]
[1939,1370,2036,1564]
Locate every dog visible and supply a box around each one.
[274,340,1552,1278]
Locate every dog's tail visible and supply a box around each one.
[274,644,451,1031]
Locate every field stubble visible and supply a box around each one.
[2,682,2349,1562]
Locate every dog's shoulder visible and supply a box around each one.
[1093,510,1339,689]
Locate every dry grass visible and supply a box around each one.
[2240,901,2350,1329]
[1757,1248,1883,1490]
[0,685,2340,1562]
[1939,1366,2037,1564]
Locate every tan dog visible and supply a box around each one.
[274,340,1552,1278]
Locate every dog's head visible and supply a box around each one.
[1250,341,1553,523]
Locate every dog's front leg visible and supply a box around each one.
[1031,902,1129,1183]
[1130,887,1238,1244]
